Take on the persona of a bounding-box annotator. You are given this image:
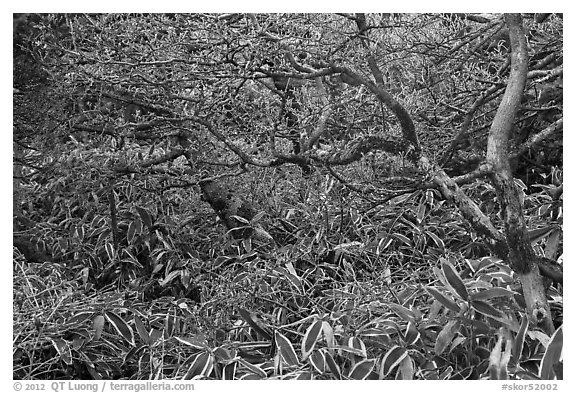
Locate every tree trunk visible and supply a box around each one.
[199,179,257,239]
[486,14,553,333]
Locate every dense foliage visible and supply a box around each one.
[13,13,562,380]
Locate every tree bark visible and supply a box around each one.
[199,179,257,239]
[486,14,553,333]
[346,14,558,330]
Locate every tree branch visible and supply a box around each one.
[311,135,410,166]
[354,13,386,88]
[512,118,563,158]
[440,83,506,165]
[190,116,270,167]
[486,13,553,333]
[330,65,421,154]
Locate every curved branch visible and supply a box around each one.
[311,135,410,166]
[354,13,386,88]
[512,118,563,158]
[331,65,421,154]
[284,52,334,152]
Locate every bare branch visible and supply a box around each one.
[190,117,270,167]
[419,155,507,253]
[330,65,421,154]
[440,83,506,165]
[354,13,386,88]
[512,118,563,158]
[306,104,333,151]
[311,135,410,166]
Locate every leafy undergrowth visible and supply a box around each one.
[13,241,562,380]
[13,169,562,380]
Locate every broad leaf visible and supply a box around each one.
[321,321,335,349]
[238,358,267,378]
[388,303,416,323]
[396,355,414,380]
[175,336,206,350]
[323,350,341,379]
[50,338,72,365]
[159,270,181,287]
[92,314,105,341]
[471,287,516,301]
[223,362,238,380]
[404,322,421,346]
[275,331,299,367]
[135,206,154,229]
[540,325,563,380]
[104,242,115,261]
[183,351,213,379]
[347,337,367,358]
[434,320,460,355]
[511,315,529,367]
[301,319,323,360]
[295,371,313,380]
[105,311,135,346]
[126,220,139,243]
[426,286,461,313]
[391,233,412,246]
[379,346,408,379]
[471,300,503,319]
[425,230,445,253]
[250,211,267,224]
[238,308,272,340]
[441,262,468,301]
[149,328,163,346]
[133,315,150,345]
[309,350,326,373]
[348,358,376,380]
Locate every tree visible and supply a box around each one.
[484,14,553,333]
[14,13,561,335]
